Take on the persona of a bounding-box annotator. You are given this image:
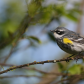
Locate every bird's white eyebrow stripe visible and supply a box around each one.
[58,30,64,31]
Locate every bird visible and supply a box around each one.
[51,27,84,55]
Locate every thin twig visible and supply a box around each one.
[0,56,83,75]
[3,46,14,63]
[0,63,66,76]
[0,75,42,79]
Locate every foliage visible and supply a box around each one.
[0,0,83,84]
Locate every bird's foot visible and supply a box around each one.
[66,54,75,62]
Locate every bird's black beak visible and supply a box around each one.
[50,30,54,32]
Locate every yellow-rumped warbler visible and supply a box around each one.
[51,27,84,55]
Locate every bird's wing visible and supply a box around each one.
[66,32,84,44]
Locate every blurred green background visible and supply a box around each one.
[0,0,84,84]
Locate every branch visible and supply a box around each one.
[3,46,14,63]
[0,75,42,79]
[55,75,83,84]
[0,63,65,76]
[0,56,83,75]
[0,14,31,49]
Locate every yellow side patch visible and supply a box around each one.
[63,38,73,44]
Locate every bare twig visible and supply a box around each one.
[55,75,83,84]
[0,75,42,79]
[3,46,14,63]
[0,56,83,75]
[0,63,15,67]
[0,63,66,76]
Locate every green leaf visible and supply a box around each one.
[68,64,82,75]
[28,0,41,17]
[64,13,78,22]
[27,36,41,44]
[58,62,64,71]
[39,5,53,23]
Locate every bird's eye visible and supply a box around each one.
[56,31,64,35]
